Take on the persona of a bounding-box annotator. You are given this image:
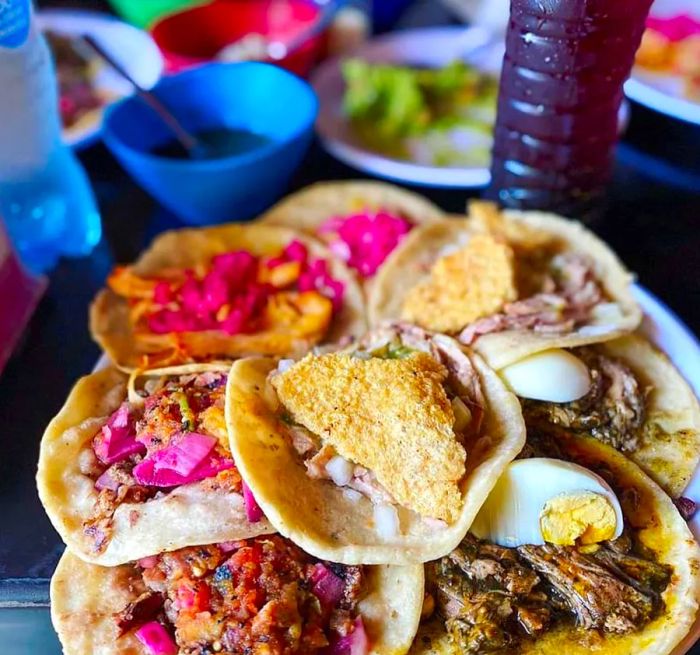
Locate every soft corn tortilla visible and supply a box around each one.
[50,548,425,655]
[370,207,641,370]
[37,364,274,566]
[258,180,444,233]
[90,223,367,370]
[226,339,526,565]
[593,334,700,498]
[411,434,700,655]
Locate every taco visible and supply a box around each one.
[226,324,525,565]
[50,534,424,655]
[413,432,700,655]
[369,201,641,370]
[90,223,366,370]
[499,334,700,498]
[259,181,444,282]
[37,364,274,566]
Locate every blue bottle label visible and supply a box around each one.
[0,0,30,49]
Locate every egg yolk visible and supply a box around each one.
[540,491,617,546]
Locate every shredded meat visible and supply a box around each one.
[517,544,655,633]
[522,349,646,452]
[429,534,550,653]
[429,533,669,654]
[459,253,605,344]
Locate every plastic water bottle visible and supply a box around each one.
[0,0,101,274]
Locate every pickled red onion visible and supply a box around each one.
[135,621,177,655]
[319,211,411,277]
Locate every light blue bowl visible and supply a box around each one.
[102,62,318,224]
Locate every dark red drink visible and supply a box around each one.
[487,0,653,218]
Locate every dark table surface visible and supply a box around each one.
[3,0,700,652]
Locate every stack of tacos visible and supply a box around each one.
[37,182,700,655]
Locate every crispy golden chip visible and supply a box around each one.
[273,352,466,522]
[400,234,517,333]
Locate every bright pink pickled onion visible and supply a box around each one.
[134,453,233,487]
[133,433,233,487]
[153,281,172,305]
[319,211,411,278]
[92,404,145,465]
[647,14,700,42]
[283,239,308,263]
[212,250,257,282]
[135,621,177,655]
[330,617,369,655]
[242,481,263,523]
[311,563,345,608]
[95,468,121,491]
[298,259,345,312]
[155,433,217,476]
[138,555,159,569]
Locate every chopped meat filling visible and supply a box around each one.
[429,533,670,654]
[517,544,656,633]
[459,253,607,345]
[522,349,646,452]
[83,371,237,553]
[123,536,366,655]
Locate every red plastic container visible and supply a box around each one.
[151,0,324,76]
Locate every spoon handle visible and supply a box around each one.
[82,34,201,155]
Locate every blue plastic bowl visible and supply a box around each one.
[102,62,318,224]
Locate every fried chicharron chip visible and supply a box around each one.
[401,234,517,333]
[273,352,466,522]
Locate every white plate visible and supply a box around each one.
[624,0,700,125]
[37,9,164,149]
[312,26,504,188]
[313,26,630,188]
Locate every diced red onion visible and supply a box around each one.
[330,617,369,655]
[95,468,121,491]
[93,403,144,465]
[133,434,232,488]
[311,563,345,608]
[135,621,177,655]
[242,481,264,523]
[138,555,159,569]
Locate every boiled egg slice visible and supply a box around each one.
[471,458,623,547]
[498,348,590,403]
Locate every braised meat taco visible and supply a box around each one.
[259,181,443,282]
[226,325,525,565]
[90,224,366,369]
[37,365,274,566]
[414,432,700,655]
[497,334,700,498]
[51,534,424,655]
[370,202,641,370]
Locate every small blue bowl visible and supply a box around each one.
[102,62,318,225]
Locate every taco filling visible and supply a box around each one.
[107,240,344,365]
[82,370,247,554]
[520,347,646,452]
[318,210,412,278]
[422,437,674,654]
[266,327,483,536]
[400,216,616,346]
[113,535,370,655]
[425,530,670,654]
